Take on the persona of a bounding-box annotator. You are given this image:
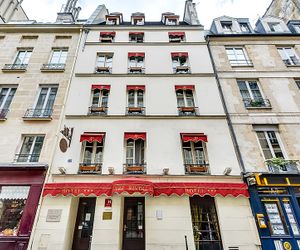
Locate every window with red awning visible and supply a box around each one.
[175,85,194,91]
[128,52,145,58]
[100,32,116,37]
[127,85,145,91]
[129,32,144,35]
[80,133,105,143]
[181,133,208,143]
[168,32,185,37]
[91,85,111,91]
[124,132,146,141]
[171,52,188,58]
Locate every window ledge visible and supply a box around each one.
[2,68,26,72]
[286,64,300,67]
[40,68,65,72]
[246,106,272,110]
[23,117,52,121]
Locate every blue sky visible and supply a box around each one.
[22,0,271,28]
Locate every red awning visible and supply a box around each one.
[43,180,249,198]
[124,132,146,141]
[91,85,111,91]
[128,52,145,58]
[169,32,185,37]
[181,133,208,143]
[127,85,145,91]
[100,32,116,37]
[129,32,144,35]
[175,85,194,91]
[80,133,105,143]
[171,52,188,58]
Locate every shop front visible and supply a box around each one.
[247,174,300,250]
[0,165,47,250]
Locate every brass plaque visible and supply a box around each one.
[59,138,68,153]
[102,212,112,220]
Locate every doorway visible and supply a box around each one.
[122,197,145,250]
[72,198,96,250]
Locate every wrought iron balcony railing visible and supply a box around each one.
[41,63,65,71]
[95,66,112,74]
[88,106,108,116]
[283,59,300,66]
[229,59,253,67]
[2,64,28,71]
[123,163,146,174]
[242,98,272,108]
[173,66,190,74]
[126,107,145,116]
[185,163,210,175]
[15,154,40,163]
[78,163,102,174]
[128,66,145,74]
[178,106,199,116]
[0,109,9,119]
[266,159,299,174]
[23,109,53,119]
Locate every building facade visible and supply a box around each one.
[208,15,300,250]
[0,14,81,250]
[31,2,260,250]
[264,0,300,22]
[0,0,28,23]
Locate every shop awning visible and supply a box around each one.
[100,32,116,37]
[91,85,111,91]
[181,133,208,143]
[128,52,145,58]
[168,32,185,37]
[43,179,249,198]
[171,52,188,58]
[80,133,105,143]
[127,85,145,91]
[175,85,194,91]
[124,132,146,141]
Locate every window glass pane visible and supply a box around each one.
[94,142,103,163]
[126,140,134,164]
[257,131,273,159]
[128,91,135,107]
[137,91,144,107]
[50,51,61,64]
[92,89,100,106]
[237,81,251,99]
[19,136,34,155]
[96,55,106,66]
[135,140,144,164]
[101,90,109,107]
[23,51,32,64]
[248,81,263,100]
[185,90,194,107]
[45,88,58,110]
[0,88,9,108]
[266,131,284,158]
[2,88,16,109]
[31,136,44,162]
[83,142,93,163]
[183,148,193,164]
[35,88,48,110]
[59,51,68,63]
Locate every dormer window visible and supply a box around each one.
[166,18,178,25]
[169,32,185,43]
[132,17,144,25]
[240,23,250,33]
[269,22,282,32]
[162,13,179,26]
[106,17,118,25]
[293,24,300,33]
[129,32,144,43]
[100,32,116,43]
[221,21,233,32]
[171,52,190,74]
[106,13,123,25]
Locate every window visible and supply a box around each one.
[16,135,44,162]
[14,50,32,65]
[0,86,16,119]
[168,32,185,43]
[295,79,300,89]
[89,85,110,115]
[190,196,222,250]
[127,86,145,115]
[95,53,113,73]
[221,21,233,32]
[166,18,178,25]
[269,22,282,32]
[240,23,250,33]
[176,86,197,116]
[0,186,30,237]
[226,47,252,66]
[99,32,115,43]
[237,80,270,108]
[128,53,145,74]
[106,18,117,25]
[277,47,300,66]
[49,49,68,64]
[293,24,300,33]
[171,52,190,73]
[25,86,57,118]
[129,32,144,43]
[132,18,144,25]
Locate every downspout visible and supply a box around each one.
[206,36,246,173]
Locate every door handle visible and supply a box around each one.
[124,225,127,231]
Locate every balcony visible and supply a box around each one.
[178,107,199,116]
[126,107,145,116]
[15,154,40,163]
[0,109,9,120]
[95,66,112,74]
[23,109,53,120]
[78,163,102,174]
[124,163,146,174]
[185,163,210,175]
[229,59,253,67]
[2,64,28,72]
[283,59,300,66]
[243,98,272,109]
[266,159,299,174]
[88,106,108,116]
[174,66,190,74]
[128,66,145,74]
[40,63,65,72]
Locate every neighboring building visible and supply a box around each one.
[32,1,260,250]
[208,15,300,250]
[0,2,82,249]
[0,0,28,23]
[264,0,300,22]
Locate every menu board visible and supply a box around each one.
[264,203,286,235]
[283,202,300,236]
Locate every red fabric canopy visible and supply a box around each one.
[80,133,105,143]
[128,52,145,58]
[175,85,194,91]
[181,133,208,143]
[43,180,249,198]
[91,85,111,91]
[124,132,146,141]
[100,32,116,36]
[127,85,145,91]
[169,32,185,37]
[171,52,188,58]
[129,32,144,35]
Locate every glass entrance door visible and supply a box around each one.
[122,197,145,250]
[72,198,96,250]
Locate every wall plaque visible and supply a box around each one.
[102,212,112,220]
[105,198,112,208]
[59,138,68,153]
[46,209,62,222]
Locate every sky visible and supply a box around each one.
[22,0,272,28]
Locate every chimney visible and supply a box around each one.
[183,0,200,25]
[56,0,81,23]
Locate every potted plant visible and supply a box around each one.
[265,158,299,173]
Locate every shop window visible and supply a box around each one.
[89,85,110,115]
[176,86,197,116]
[0,186,30,237]
[128,53,145,74]
[0,86,17,119]
[225,47,253,66]
[95,53,113,73]
[277,47,300,66]
[126,86,145,115]
[16,135,44,162]
[171,52,190,74]
[190,196,222,250]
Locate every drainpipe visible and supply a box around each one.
[206,36,246,173]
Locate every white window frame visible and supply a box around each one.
[166,18,178,25]
[91,89,109,107]
[0,86,17,110]
[268,22,282,32]
[176,89,195,107]
[49,48,68,64]
[32,85,58,111]
[132,18,144,25]
[96,53,113,68]
[13,50,32,65]
[125,139,145,164]
[237,80,265,100]
[182,141,207,165]
[172,56,189,68]
[17,135,44,162]
[277,47,300,65]
[127,89,144,107]
[81,141,103,164]
[221,21,233,32]
[225,47,250,66]
[128,56,145,68]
